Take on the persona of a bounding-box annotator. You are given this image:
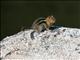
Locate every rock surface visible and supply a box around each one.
[0,27,80,60]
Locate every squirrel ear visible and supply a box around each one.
[48,15,53,18]
[50,16,53,18]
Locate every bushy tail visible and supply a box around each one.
[30,31,35,40]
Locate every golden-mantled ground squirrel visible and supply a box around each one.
[31,16,56,39]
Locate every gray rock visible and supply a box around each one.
[0,27,80,60]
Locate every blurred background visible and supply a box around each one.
[1,1,80,40]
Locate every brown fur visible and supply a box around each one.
[32,16,56,33]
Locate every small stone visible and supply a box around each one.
[75,48,79,51]
[77,44,80,46]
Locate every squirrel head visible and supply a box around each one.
[46,16,56,26]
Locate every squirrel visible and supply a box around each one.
[31,16,56,39]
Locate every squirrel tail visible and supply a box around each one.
[30,31,35,40]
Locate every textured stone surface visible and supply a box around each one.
[0,27,80,60]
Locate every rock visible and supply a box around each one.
[0,27,80,60]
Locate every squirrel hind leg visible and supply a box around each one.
[38,23,46,32]
[42,23,49,31]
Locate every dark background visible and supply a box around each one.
[1,1,80,40]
